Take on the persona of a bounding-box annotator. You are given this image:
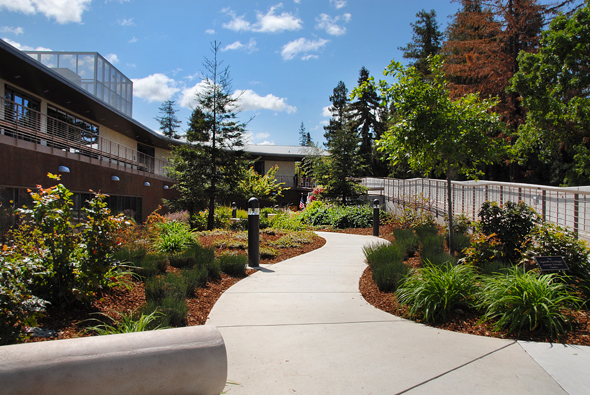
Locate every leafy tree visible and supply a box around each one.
[350,67,384,175]
[509,1,590,185]
[237,165,290,206]
[155,100,182,139]
[316,81,365,204]
[298,121,312,146]
[167,42,247,230]
[377,56,504,252]
[398,9,443,77]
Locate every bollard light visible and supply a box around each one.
[231,202,237,219]
[373,199,380,237]
[248,197,260,268]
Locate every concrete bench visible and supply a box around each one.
[0,325,227,395]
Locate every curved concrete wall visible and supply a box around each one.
[0,325,227,395]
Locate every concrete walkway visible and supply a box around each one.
[207,232,590,394]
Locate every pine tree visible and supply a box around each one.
[398,9,443,77]
[299,121,312,146]
[155,100,182,139]
[316,81,364,204]
[167,42,246,229]
[350,67,382,175]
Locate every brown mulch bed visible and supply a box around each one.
[350,226,590,346]
[25,234,326,343]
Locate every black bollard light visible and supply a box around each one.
[231,202,237,219]
[373,199,380,237]
[248,197,260,268]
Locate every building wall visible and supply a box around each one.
[263,160,296,177]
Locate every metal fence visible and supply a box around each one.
[362,177,590,241]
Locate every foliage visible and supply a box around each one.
[396,263,478,323]
[398,9,443,78]
[85,310,167,335]
[155,100,181,139]
[316,81,366,204]
[460,233,505,269]
[476,201,540,263]
[167,41,247,230]
[373,262,410,293]
[392,228,419,255]
[446,213,472,237]
[237,165,289,205]
[299,121,313,147]
[217,251,247,277]
[182,266,209,295]
[363,242,410,292]
[477,266,581,335]
[298,202,376,229]
[520,222,590,283]
[155,220,196,254]
[259,246,279,259]
[393,204,437,230]
[0,251,47,345]
[509,2,590,186]
[131,254,169,280]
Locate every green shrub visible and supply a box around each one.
[203,258,221,281]
[521,222,590,283]
[373,261,410,292]
[218,252,248,277]
[413,225,439,241]
[181,266,208,295]
[168,244,204,269]
[394,203,437,229]
[260,246,279,259]
[363,242,406,270]
[144,276,169,303]
[476,201,540,263]
[445,213,472,237]
[113,245,147,264]
[269,212,306,230]
[133,254,168,280]
[420,234,448,266]
[460,233,504,268]
[392,228,419,255]
[155,221,196,254]
[144,297,188,328]
[396,263,478,322]
[477,267,581,335]
[453,233,472,258]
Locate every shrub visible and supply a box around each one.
[413,225,439,241]
[132,254,168,280]
[396,263,478,322]
[476,201,540,263]
[520,222,590,283]
[168,244,205,269]
[217,252,248,277]
[145,297,188,328]
[181,266,208,296]
[477,267,581,335]
[162,211,190,224]
[260,246,279,259]
[144,276,169,303]
[460,233,504,268]
[453,233,472,258]
[392,228,419,255]
[85,310,167,335]
[363,242,406,270]
[393,201,437,229]
[445,213,472,237]
[155,221,196,254]
[203,258,221,281]
[373,261,410,292]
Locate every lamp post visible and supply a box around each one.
[373,199,380,237]
[248,197,260,268]
[231,202,237,219]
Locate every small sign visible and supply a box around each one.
[534,256,569,272]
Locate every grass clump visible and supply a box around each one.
[217,252,248,277]
[181,266,208,296]
[477,267,581,336]
[260,246,279,259]
[396,263,478,322]
[363,242,410,292]
[85,310,166,335]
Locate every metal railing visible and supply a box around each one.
[362,177,590,240]
[0,98,171,180]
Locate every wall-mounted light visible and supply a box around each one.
[111,175,120,181]
[163,185,169,189]
[58,165,70,173]
[144,181,151,187]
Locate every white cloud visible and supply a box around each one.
[255,132,270,139]
[234,89,297,113]
[126,63,136,68]
[281,37,329,60]
[0,0,91,24]
[0,26,24,35]
[222,38,257,53]
[315,13,350,36]
[128,36,137,43]
[223,4,302,33]
[258,140,275,145]
[2,38,51,51]
[132,73,180,103]
[118,18,134,26]
[105,53,119,64]
[301,54,318,61]
[330,0,346,9]
[179,80,208,108]
[322,106,331,117]
[205,29,215,34]
[294,0,301,3]
[320,120,329,126]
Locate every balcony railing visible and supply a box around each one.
[0,97,171,180]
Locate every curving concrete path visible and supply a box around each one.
[207,231,590,395]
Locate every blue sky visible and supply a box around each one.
[1,0,464,146]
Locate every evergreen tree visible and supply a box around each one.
[315,81,365,204]
[155,100,182,139]
[350,67,382,175]
[167,42,246,230]
[299,121,312,146]
[398,9,443,77]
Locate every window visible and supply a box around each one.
[254,160,265,175]
[137,143,155,173]
[3,86,41,141]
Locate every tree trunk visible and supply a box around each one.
[446,168,454,256]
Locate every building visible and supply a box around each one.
[0,40,179,224]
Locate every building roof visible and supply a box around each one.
[0,40,179,150]
[244,144,327,161]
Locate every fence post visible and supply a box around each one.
[542,190,547,221]
[574,194,579,237]
[500,185,504,205]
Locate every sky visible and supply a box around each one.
[0,0,465,146]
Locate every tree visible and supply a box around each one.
[350,67,383,175]
[509,1,590,185]
[237,165,290,206]
[398,9,443,77]
[377,56,504,252]
[316,81,365,204]
[155,100,182,139]
[167,42,247,230]
[298,121,312,146]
